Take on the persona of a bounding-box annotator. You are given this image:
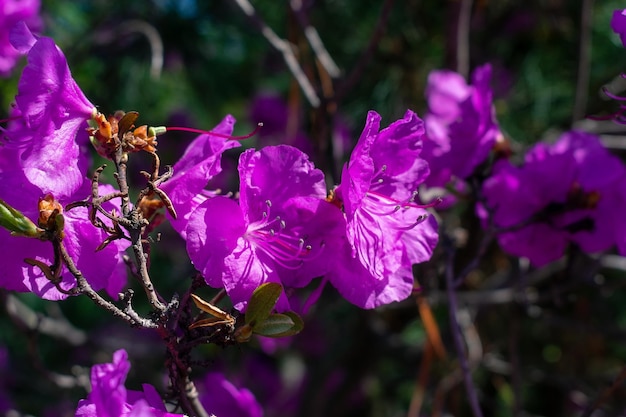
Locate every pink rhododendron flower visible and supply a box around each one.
[4,22,96,197]
[186,145,338,311]
[0,23,127,299]
[422,64,500,190]
[75,350,184,417]
[159,114,241,238]
[0,149,127,300]
[478,131,626,266]
[330,110,439,308]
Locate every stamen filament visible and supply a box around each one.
[602,86,626,101]
[165,122,263,140]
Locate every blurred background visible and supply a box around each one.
[2,1,626,416]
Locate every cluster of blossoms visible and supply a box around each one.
[76,349,262,417]
[478,131,626,266]
[178,110,439,311]
[0,22,440,310]
[470,10,626,266]
[0,20,440,415]
[4,7,626,416]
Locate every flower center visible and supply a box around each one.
[364,164,440,230]
[245,200,313,269]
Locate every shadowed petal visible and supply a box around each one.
[186,196,246,288]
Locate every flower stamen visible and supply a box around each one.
[165,122,263,141]
[245,200,313,269]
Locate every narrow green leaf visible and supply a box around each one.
[245,282,282,327]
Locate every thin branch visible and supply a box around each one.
[2,292,87,346]
[580,365,626,417]
[443,235,484,417]
[454,231,494,288]
[57,240,156,328]
[230,0,320,107]
[185,377,211,417]
[289,0,341,78]
[113,148,166,312]
[408,340,434,417]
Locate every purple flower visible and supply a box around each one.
[0,147,127,300]
[0,24,127,300]
[0,0,41,76]
[75,349,183,417]
[479,131,626,266]
[330,110,439,309]
[185,145,335,311]
[612,9,626,48]
[159,115,240,238]
[422,64,500,189]
[3,22,96,197]
[198,372,263,417]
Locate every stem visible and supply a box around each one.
[443,236,484,417]
[185,377,210,417]
[289,0,340,78]
[455,0,473,78]
[581,365,626,417]
[454,231,494,288]
[58,240,156,328]
[230,0,320,107]
[113,148,166,312]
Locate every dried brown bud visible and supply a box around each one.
[37,194,65,239]
[88,112,121,159]
[123,125,158,154]
[137,194,166,228]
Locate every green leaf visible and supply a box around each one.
[253,311,304,338]
[0,199,42,238]
[281,311,304,335]
[245,282,282,327]
[253,313,295,337]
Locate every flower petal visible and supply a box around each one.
[161,115,240,237]
[186,196,246,288]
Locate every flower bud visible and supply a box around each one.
[38,194,65,239]
[0,199,43,238]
